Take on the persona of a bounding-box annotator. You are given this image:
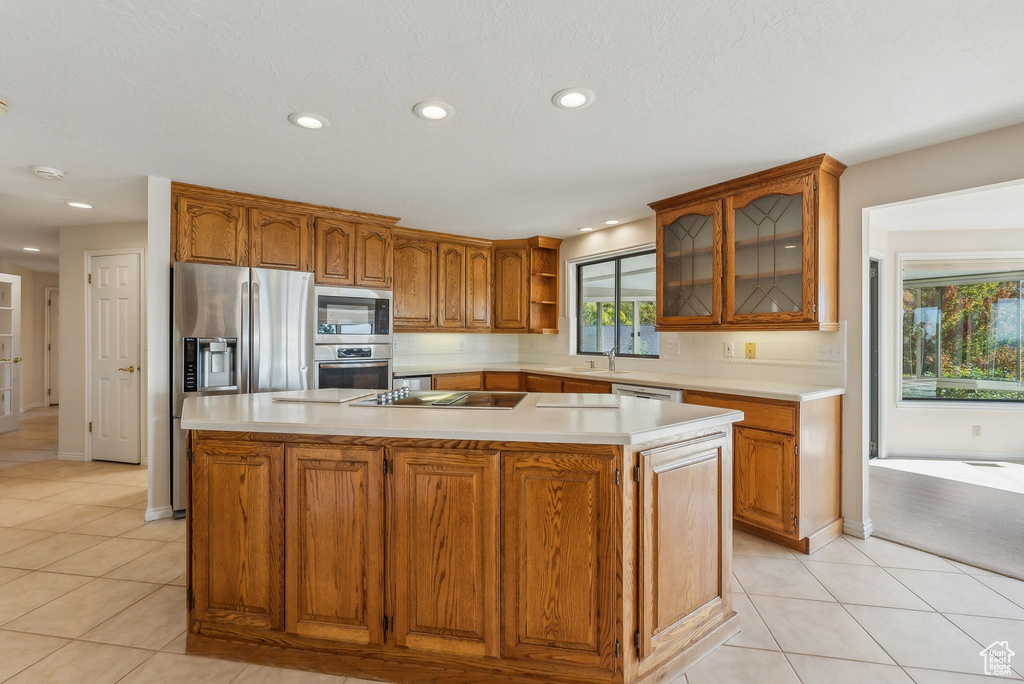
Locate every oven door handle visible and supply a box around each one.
[318,361,390,369]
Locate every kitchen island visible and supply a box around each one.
[180,389,743,683]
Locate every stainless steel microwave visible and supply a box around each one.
[314,286,392,345]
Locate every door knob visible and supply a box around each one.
[12,357,22,363]
[118,365,135,373]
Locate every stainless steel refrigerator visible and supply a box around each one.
[171,262,314,513]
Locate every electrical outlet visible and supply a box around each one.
[745,342,756,359]
[723,342,735,358]
[530,340,538,350]
[667,341,680,355]
[458,341,465,351]
[816,343,846,361]
[973,425,982,437]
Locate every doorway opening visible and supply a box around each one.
[45,286,59,405]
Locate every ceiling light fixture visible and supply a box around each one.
[288,112,329,129]
[783,244,797,249]
[68,201,92,209]
[577,227,594,233]
[31,166,64,181]
[0,99,8,116]
[413,101,453,120]
[603,220,620,226]
[552,88,594,109]
[23,247,40,252]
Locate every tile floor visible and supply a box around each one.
[2,408,1023,683]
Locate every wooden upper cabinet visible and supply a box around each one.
[657,199,722,327]
[650,154,844,331]
[355,224,392,289]
[392,449,500,657]
[733,425,796,535]
[191,439,283,631]
[466,246,491,329]
[314,217,355,286]
[285,445,385,645]
[724,174,814,325]
[437,242,467,328]
[637,437,726,658]
[250,207,311,271]
[393,233,437,329]
[174,193,248,266]
[502,452,616,671]
[493,245,529,330]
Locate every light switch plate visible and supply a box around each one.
[667,341,680,355]
[816,343,846,361]
[723,342,735,357]
[745,342,756,359]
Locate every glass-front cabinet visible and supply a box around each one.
[657,199,722,326]
[650,155,844,331]
[725,174,814,324]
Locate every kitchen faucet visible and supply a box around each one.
[606,346,617,372]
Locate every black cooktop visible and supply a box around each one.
[352,390,527,410]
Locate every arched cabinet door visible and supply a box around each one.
[437,242,467,329]
[493,246,528,330]
[355,224,393,288]
[314,217,355,286]
[175,194,248,266]
[393,235,437,328]
[657,199,723,327]
[250,207,311,271]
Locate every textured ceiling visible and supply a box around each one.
[1,0,1024,255]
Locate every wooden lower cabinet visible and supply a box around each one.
[732,426,795,535]
[191,439,284,631]
[482,371,522,391]
[523,373,563,393]
[392,448,499,657]
[285,445,385,645]
[431,372,483,391]
[563,378,613,394]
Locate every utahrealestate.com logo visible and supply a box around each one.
[980,641,1015,677]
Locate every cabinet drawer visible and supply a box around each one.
[483,372,522,391]
[523,373,563,393]
[562,378,612,394]
[684,391,796,434]
[432,372,483,391]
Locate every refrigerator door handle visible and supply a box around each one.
[251,278,260,392]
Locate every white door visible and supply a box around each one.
[47,289,59,405]
[89,253,141,463]
[0,273,22,433]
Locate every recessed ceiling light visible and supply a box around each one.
[552,88,594,109]
[288,112,329,129]
[23,247,40,252]
[577,227,594,233]
[604,220,620,226]
[68,202,92,209]
[413,101,453,120]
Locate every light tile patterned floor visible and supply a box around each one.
[2,408,1023,682]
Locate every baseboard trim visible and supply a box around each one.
[885,449,1024,462]
[843,517,874,539]
[57,452,88,462]
[145,505,174,522]
[19,402,44,413]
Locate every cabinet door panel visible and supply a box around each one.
[285,445,385,645]
[250,207,311,271]
[175,194,248,266]
[192,440,283,630]
[725,174,815,324]
[657,199,722,326]
[733,426,796,534]
[466,246,492,329]
[523,373,562,393]
[393,237,437,328]
[314,218,355,286]
[638,438,725,657]
[431,372,482,391]
[502,453,616,671]
[493,247,529,330]
[355,224,392,288]
[392,449,500,657]
[437,242,467,328]
[562,378,612,394]
[482,371,521,391]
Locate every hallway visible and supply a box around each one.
[0,406,58,457]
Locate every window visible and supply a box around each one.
[901,257,1024,402]
[577,251,659,357]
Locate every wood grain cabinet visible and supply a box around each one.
[563,378,613,394]
[650,155,845,331]
[492,243,529,331]
[466,246,492,329]
[684,390,842,553]
[250,206,311,271]
[392,448,500,657]
[431,372,483,391]
[354,224,393,288]
[314,217,355,286]
[523,373,563,393]
[502,452,617,671]
[174,193,248,266]
[393,231,438,328]
[190,439,283,631]
[285,445,385,645]
[436,242,467,328]
[482,371,521,391]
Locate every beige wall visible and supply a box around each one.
[0,262,58,411]
[58,222,147,459]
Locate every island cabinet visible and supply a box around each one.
[186,427,738,684]
[683,390,843,553]
[650,154,846,332]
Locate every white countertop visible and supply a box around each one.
[393,362,844,402]
[181,389,743,446]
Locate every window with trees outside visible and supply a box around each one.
[577,251,659,358]
[902,257,1024,402]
